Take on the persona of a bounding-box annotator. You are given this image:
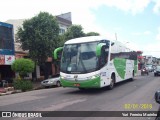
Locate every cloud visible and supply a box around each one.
[100,0,151,15]
[156,27,160,40]
[0,0,152,32]
[131,32,142,36]
[144,31,152,35]
[153,0,160,14]
[131,31,152,36]
[142,41,160,57]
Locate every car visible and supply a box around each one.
[154,66,160,76]
[41,77,61,88]
[145,64,154,72]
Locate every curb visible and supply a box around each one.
[0,87,22,96]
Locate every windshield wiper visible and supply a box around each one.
[79,54,87,72]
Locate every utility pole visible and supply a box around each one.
[115,33,117,40]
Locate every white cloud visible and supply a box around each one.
[131,32,142,36]
[144,31,152,35]
[131,31,151,36]
[153,0,160,14]
[0,0,152,34]
[1,0,159,57]
[156,27,160,40]
[142,41,160,58]
[100,0,151,15]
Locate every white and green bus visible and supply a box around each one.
[54,36,138,90]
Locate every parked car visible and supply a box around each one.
[154,66,160,76]
[41,77,61,88]
[145,64,154,72]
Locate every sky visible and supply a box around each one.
[0,0,160,57]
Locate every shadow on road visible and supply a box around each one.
[63,79,135,95]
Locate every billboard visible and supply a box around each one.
[0,55,15,65]
[0,55,5,65]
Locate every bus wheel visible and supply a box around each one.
[56,81,61,87]
[79,88,86,91]
[130,71,134,81]
[108,75,115,90]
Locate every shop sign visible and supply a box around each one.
[5,55,15,65]
[0,55,5,65]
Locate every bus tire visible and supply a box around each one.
[108,74,115,90]
[130,71,134,81]
[79,88,86,91]
[56,81,61,87]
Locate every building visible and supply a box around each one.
[56,12,72,34]
[137,51,144,70]
[6,12,72,52]
[5,12,72,80]
[0,22,15,80]
[144,55,153,65]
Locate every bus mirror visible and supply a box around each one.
[155,91,160,104]
[96,43,106,57]
[53,47,63,60]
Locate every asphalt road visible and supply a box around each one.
[0,73,160,120]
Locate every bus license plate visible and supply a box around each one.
[74,83,80,87]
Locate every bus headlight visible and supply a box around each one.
[88,74,100,80]
[92,75,96,79]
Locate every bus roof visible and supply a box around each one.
[64,36,115,44]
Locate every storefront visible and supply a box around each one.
[0,22,15,81]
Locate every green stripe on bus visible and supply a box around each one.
[113,58,126,79]
[134,60,138,74]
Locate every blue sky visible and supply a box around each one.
[0,0,160,57]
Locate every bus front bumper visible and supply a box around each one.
[60,77,100,88]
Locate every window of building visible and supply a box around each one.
[59,28,65,34]
[0,26,13,50]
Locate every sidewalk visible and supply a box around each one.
[0,87,15,96]
[0,81,42,96]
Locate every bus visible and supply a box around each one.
[54,36,138,90]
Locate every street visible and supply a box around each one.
[0,73,160,120]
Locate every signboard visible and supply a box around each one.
[0,55,5,65]
[5,55,15,65]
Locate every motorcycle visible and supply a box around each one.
[141,67,149,76]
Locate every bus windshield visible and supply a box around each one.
[61,42,99,74]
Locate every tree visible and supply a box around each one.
[64,25,85,40]
[16,12,59,65]
[16,12,60,79]
[57,34,66,47]
[11,58,35,79]
[86,32,100,36]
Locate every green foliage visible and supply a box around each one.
[86,32,100,36]
[57,34,66,47]
[64,25,85,40]
[11,58,35,78]
[13,80,33,92]
[16,12,60,65]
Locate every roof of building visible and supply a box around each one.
[56,16,72,25]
